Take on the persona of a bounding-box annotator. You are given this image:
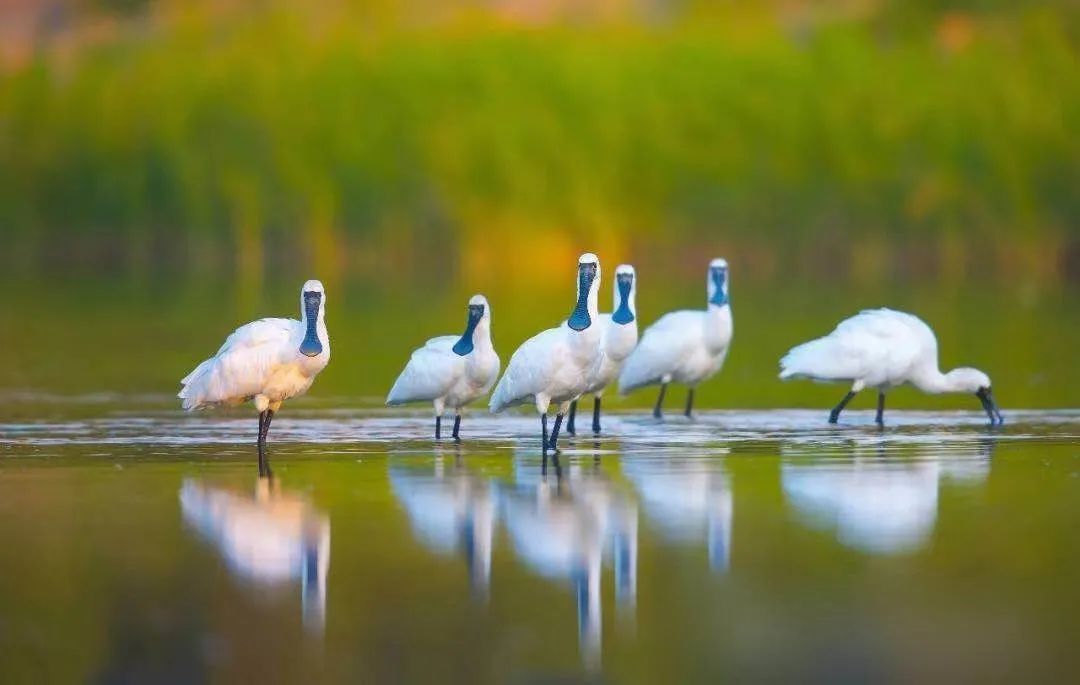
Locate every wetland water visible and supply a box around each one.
[1,401,1077,683]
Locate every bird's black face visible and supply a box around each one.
[452,303,485,356]
[709,266,728,306]
[568,262,598,331]
[612,272,635,325]
[975,386,1004,426]
[299,291,323,357]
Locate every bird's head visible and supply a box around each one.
[946,367,1003,425]
[453,294,490,356]
[707,258,729,307]
[568,253,601,331]
[299,280,325,357]
[612,264,636,325]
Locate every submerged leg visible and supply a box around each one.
[452,413,462,442]
[653,383,668,420]
[257,409,275,477]
[876,392,886,426]
[567,400,578,436]
[592,396,602,434]
[541,413,549,454]
[435,415,442,441]
[548,413,565,452]
[685,388,695,419]
[828,391,857,424]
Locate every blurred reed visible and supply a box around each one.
[0,1,1076,288]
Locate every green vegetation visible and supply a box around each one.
[0,2,1076,282]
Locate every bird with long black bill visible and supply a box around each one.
[779,308,1003,425]
[489,253,604,453]
[567,264,638,436]
[386,294,500,441]
[178,280,331,475]
[619,258,733,419]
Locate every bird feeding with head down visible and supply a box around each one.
[489,253,604,453]
[178,280,331,475]
[385,295,500,441]
[778,308,1003,425]
[618,258,733,419]
[566,264,638,436]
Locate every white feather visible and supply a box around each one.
[490,254,604,416]
[386,295,500,415]
[777,308,999,422]
[618,305,732,394]
[178,280,330,412]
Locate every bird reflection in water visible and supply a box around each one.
[179,476,331,633]
[389,450,497,597]
[621,455,733,573]
[781,437,994,555]
[500,447,638,670]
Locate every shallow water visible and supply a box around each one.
[1,402,1077,683]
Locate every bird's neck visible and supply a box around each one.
[703,304,731,352]
[911,366,952,394]
[472,319,493,350]
[604,318,638,361]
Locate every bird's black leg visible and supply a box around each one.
[653,383,667,420]
[257,410,266,470]
[548,413,565,452]
[592,396,602,434]
[567,400,578,436]
[257,409,275,477]
[452,413,461,442]
[685,388,695,419]
[541,413,549,454]
[435,415,442,441]
[875,392,886,426]
[828,391,857,424]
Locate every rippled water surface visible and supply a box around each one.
[1,400,1078,683]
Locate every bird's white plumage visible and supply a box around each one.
[386,295,500,415]
[618,261,732,394]
[180,478,330,631]
[490,253,604,415]
[581,265,638,397]
[778,308,990,394]
[179,280,330,412]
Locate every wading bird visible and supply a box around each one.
[567,264,638,436]
[178,280,331,475]
[778,308,1003,425]
[386,295,500,441]
[619,258,733,419]
[490,253,603,453]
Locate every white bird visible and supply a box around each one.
[618,258,733,419]
[778,308,1003,425]
[621,458,733,573]
[178,280,331,474]
[489,253,603,452]
[389,459,497,597]
[386,294,500,441]
[566,264,638,436]
[499,456,637,670]
[179,477,331,632]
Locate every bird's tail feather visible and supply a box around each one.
[178,358,213,410]
[488,376,515,413]
[779,337,850,381]
[617,355,658,395]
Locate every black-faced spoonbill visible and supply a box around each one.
[385,294,500,441]
[778,308,1003,425]
[489,253,603,453]
[178,279,331,475]
[566,264,638,436]
[618,258,733,419]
